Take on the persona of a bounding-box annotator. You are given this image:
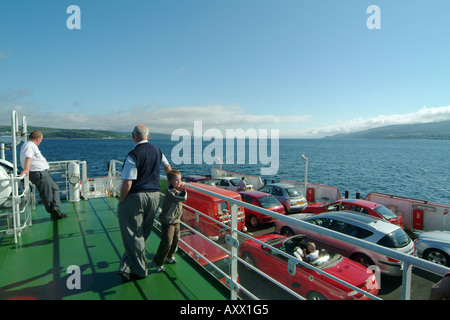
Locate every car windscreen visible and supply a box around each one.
[373,205,398,220]
[285,187,303,197]
[377,229,411,248]
[230,178,239,186]
[258,195,281,209]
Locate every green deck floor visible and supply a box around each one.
[0,197,229,300]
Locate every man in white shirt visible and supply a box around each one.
[20,131,67,220]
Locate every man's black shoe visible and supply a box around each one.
[51,209,68,220]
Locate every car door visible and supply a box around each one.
[325,202,341,212]
[263,245,291,289]
[301,217,334,249]
[349,205,369,215]
[271,186,287,206]
[259,185,272,194]
[241,194,256,215]
[219,179,231,190]
[326,220,359,256]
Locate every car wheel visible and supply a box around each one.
[282,204,291,214]
[242,252,257,270]
[249,215,259,228]
[424,249,450,267]
[307,291,327,300]
[351,253,374,268]
[280,226,295,237]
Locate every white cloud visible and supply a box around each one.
[281,105,450,138]
[2,91,450,140]
[1,102,311,134]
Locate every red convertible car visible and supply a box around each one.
[239,234,379,300]
[303,199,403,227]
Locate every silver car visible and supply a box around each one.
[414,231,450,267]
[274,211,416,276]
[258,183,307,213]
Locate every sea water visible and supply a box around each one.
[6,138,450,204]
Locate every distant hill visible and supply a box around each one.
[0,125,129,139]
[0,126,168,139]
[323,120,450,140]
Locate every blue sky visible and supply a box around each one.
[1,0,450,138]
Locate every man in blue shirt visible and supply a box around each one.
[117,124,171,282]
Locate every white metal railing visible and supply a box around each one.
[47,160,88,200]
[107,159,124,197]
[0,173,33,243]
[0,110,32,243]
[106,159,450,300]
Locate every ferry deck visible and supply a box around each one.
[1,111,449,302]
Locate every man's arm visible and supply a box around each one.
[161,153,172,175]
[119,180,133,203]
[164,164,172,174]
[20,157,32,176]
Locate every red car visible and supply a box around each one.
[304,199,403,227]
[239,234,379,300]
[240,191,285,228]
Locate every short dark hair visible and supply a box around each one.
[167,169,181,181]
[29,131,43,140]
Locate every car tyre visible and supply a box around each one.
[424,249,450,267]
[307,291,327,300]
[249,215,259,228]
[242,252,257,270]
[351,253,374,268]
[280,226,295,237]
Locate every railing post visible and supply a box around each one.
[401,261,412,300]
[226,203,240,300]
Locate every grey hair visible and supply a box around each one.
[133,125,149,140]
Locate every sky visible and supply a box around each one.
[1,0,450,138]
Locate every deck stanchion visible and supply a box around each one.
[401,261,412,300]
[228,203,240,300]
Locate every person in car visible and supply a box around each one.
[304,242,320,263]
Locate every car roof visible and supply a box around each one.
[265,183,296,188]
[240,190,272,198]
[184,175,208,179]
[308,210,399,233]
[337,199,381,208]
[419,230,450,242]
[186,182,240,199]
